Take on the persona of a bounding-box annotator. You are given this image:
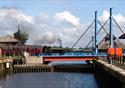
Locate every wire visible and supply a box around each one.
[84,17,124,49]
[113,17,124,34]
[84,18,110,49]
[97,37,105,46]
[98,20,122,46]
[84,37,93,50]
[71,20,94,48]
[98,21,109,34]
[97,18,109,34]
[113,18,125,44]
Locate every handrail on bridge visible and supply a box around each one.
[35,52,108,57]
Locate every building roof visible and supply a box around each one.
[104,34,116,40]
[98,40,125,49]
[0,35,21,43]
[0,44,42,49]
[98,34,125,49]
[119,33,125,39]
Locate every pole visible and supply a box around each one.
[92,36,94,55]
[109,8,113,64]
[109,8,113,48]
[92,36,94,49]
[95,11,98,56]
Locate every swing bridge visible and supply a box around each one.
[39,8,125,62]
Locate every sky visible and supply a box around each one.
[0,0,125,21]
[0,0,125,47]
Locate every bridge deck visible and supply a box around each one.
[43,56,97,61]
[37,52,107,61]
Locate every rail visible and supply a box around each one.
[34,52,108,57]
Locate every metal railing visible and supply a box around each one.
[34,52,108,57]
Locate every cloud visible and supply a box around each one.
[55,11,80,26]
[0,8,62,46]
[101,10,125,30]
[113,14,125,23]
[0,7,34,37]
[99,10,110,21]
[32,32,62,46]
[99,10,125,23]
[0,7,33,23]
[98,10,125,46]
[0,7,125,48]
[35,13,49,24]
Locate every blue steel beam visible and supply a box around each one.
[95,11,98,56]
[109,8,113,48]
[38,52,107,57]
[92,36,94,49]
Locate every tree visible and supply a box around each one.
[43,46,51,53]
[13,27,28,45]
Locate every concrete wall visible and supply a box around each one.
[0,59,18,78]
[25,56,43,64]
[94,60,125,88]
[0,63,3,75]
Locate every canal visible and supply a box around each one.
[0,72,99,88]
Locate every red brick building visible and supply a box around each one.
[0,35,42,56]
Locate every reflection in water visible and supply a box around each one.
[49,61,86,66]
[0,71,12,80]
[0,72,99,88]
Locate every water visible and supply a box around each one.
[49,61,86,66]
[0,72,99,88]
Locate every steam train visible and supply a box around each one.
[42,46,69,53]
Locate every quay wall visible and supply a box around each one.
[53,64,92,73]
[0,63,3,75]
[13,64,92,73]
[0,59,13,75]
[94,60,125,88]
[25,56,43,64]
[13,64,52,73]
